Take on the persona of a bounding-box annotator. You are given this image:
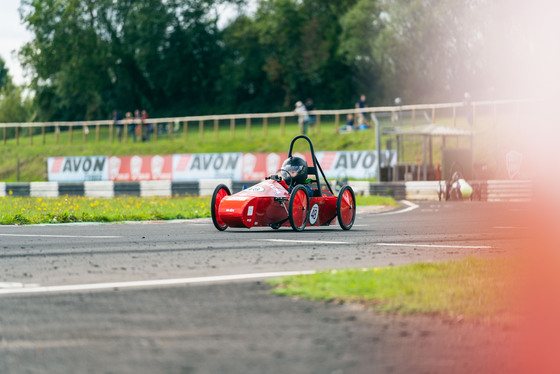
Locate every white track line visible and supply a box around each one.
[378,200,419,215]
[0,282,40,289]
[376,243,492,249]
[0,271,317,296]
[258,239,350,245]
[0,234,120,239]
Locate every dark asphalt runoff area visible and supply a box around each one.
[0,201,529,374]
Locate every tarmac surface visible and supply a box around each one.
[0,201,529,373]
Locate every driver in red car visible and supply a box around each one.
[275,156,314,197]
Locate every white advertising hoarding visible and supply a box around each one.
[316,150,397,180]
[47,156,109,182]
[48,150,397,182]
[172,153,243,181]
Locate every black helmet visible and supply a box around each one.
[281,157,308,186]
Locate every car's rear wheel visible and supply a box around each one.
[288,185,309,232]
[337,185,356,230]
[211,184,231,231]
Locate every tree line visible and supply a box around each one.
[0,0,548,123]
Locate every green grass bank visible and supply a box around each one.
[0,194,395,225]
[0,112,519,181]
[267,257,519,323]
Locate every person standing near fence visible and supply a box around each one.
[141,109,151,141]
[357,94,369,126]
[305,98,316,133]
[134,109,142,140]
[113,110,123,142]
[125,111,136,142]
[294,101,309,134]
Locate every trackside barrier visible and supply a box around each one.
[59,182,85,196]
[405,181,441,201]
[0,180,532,201]
[199,179,232,197]
[140,180,172,197]
[5,183,30,196]
[370,182,407,200]
[114,182,141,196]
[486,180,532,202]
[348,181,371,196]
[401,180,533,201]
[171,182,199,196]
[85,181,115,198]
[30,182,59,197]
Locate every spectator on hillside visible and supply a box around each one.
[339,113,354,133]
[345,113,354,131]
[113,110,123,142]
[294,101,309,134]
[354,103,371,130]
[141,109,151,141]
[357,94,369,126]
[305,98,316,133]
[125,111,136,142]
[134,109,142,140]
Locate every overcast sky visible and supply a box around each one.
[0,0,31,85]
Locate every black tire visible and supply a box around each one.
[337,186,356,230]
[211,184,231,231]
[288,185,309,232]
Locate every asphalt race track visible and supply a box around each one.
[0,201,529,374]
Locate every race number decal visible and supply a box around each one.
[309,203,320,225]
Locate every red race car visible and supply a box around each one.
[211,135,356,231]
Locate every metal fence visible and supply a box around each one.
[0,99,537,146]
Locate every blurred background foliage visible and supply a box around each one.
[0,0,547,122]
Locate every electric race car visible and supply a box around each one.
[437,162,481,201]
[211,135,356,232]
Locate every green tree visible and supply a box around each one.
[0,60,34,126]
[0,57,11,90]
[0,84,34,124]
[220,0,357,112]
[340,0,490,103]
[338,0,385,103]
[19,0,231,120]
[20,0,113,120]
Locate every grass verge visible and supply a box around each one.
[267,257,519,323]
[356,195,398,207]
[0,194,394,225]
[0,196,211,224]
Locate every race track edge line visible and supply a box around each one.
[0,270,317,296]
[378,200,419,215]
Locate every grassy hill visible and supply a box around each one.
[0,113,514,182]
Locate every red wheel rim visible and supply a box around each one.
[292,188,308,228]
[339,189,355,226]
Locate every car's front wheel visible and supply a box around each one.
[288,185,309,232]
[337,185,356,230]
[211,184,231,231]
